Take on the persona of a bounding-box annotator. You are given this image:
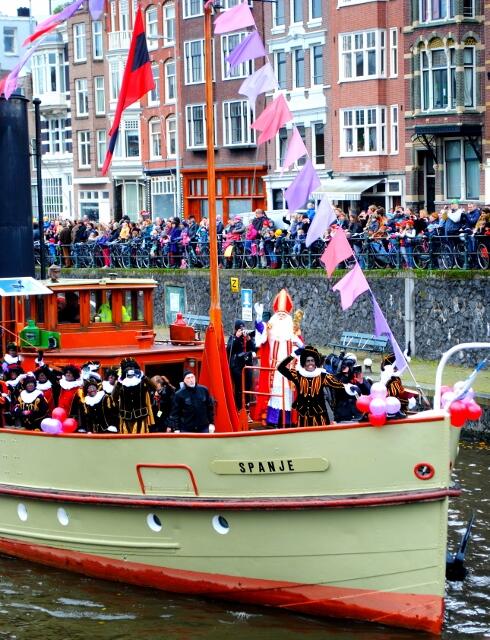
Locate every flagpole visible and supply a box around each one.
[204,4,222,330]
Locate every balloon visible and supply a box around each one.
[62,418,78,433]
[449,400,467,428]
[441,391,456,409]
[369,412,386,427]
[385,396,401,415]
[369,397,387,417]
[41,418,62,434]
[370,382,387,399]
[356,395,371,413]
[466,402,483,421]
[52,407,67,423]
[440,385,452,396]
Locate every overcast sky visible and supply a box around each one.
[0,1,51,19]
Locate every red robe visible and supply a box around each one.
[58,378,83,417]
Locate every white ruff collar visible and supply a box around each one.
[7,376,22,387]
[37,380,52,391]
[84,390,105,406]
[60,377,83,390]
[20,388,43,403]
[120,376,141,387]
[102,380,114,394]
[4,353,21,365]
[296,364,323,378]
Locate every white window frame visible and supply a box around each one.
[291,0,303,24]
[311,44,323,86]
[312,121,325,167]
[273,0,285,27]
[463,46,475,108]
[78,130,91,168]
[420,47,456,112]
[419,0,455,23]
[223,100,255,147]
[96,130,107,168]
[292,48,305,88]
[309,0,322,21]
[149,63,160,105]
[184,39,204,84]
[164,59,176,102]
[73,23,86,62]
[146,6,158,51]
[274,50,287,89]
[75,78,89,116]
[166,116,176,157]
[94,76,105,115]
[114,118,141,159]
[444,138,480,201]
[46,117,70,154]
[163,3,175,45]
[389,28,398,77]
[3,26,17,55]
[390,104,398,154]
[92,21,103,60]
[31,51,66,95]
[109,58,124,102]
[221,33,253,80]
[340,106,387,156]
[185,103,217,149]
[183,0,203,19]
[119,0,130,32]
[339,30,386,82]
[149,118,162,159]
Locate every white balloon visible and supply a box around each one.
[370,382,387,399]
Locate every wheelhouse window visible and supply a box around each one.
[420,47,456,111]
[123,290,146,323]
[223,100,254,146]
[445,139,480,201]
[419,0,455,22]
[341,106,387,155]
[57,291,80,324]
[340,30,386,81]
[90,291,114,323]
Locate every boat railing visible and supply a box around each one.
[242,364,291,426]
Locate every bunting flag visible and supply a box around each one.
[251,94,292,144]
[89,0,105,19]
[320,227,354,276]
[238,62,277,109]
[23,0,85,46]
[226,30,266,68]
[332,263,370,310]
[214,2,256,34]
[306,194,337,247]
[285,159,321,213]
[281,126,307,174]
[0,38,44,99]
[371,294,408,373]
[102,8,155,176]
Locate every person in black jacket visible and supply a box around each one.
[168,371,214,433]
[227,320,255,412]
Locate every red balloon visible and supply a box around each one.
[356,395,371,413]
[466,402,483,421]
[62,418,78,433]
[369,412,386,427]
[52,407,67,423]
[449,400,467,428]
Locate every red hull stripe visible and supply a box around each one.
[0,537,443,634]
[0,483,460,510]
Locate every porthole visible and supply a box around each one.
[57,507,69,526]
[414,462,435,481]
[212,515,230,535]
[147,513,162,532]
[17,503,28,522]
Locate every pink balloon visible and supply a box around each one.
[370,382,387,399]
[52,407,67,423]
[385,396,401,415]
[369,397,387,416]
[440,385,452,396]
[41,418,62,434]
[441,391,455,409]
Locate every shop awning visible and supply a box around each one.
[311,177,382,201]
[0,277,52,297]
[413,123,481,137]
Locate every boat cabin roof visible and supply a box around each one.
[43,277,158,292]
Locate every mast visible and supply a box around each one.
[204,4,222,330]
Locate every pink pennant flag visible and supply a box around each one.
[251,94,292,145]
[332,263,370,311]
[226,30,266,68]
[306,194,337,247]
[238,62,278,109]
[320,227,354,276]
[281,126,307,174]
[214,2,256,34]
[285,160,321,213]
[89,0,105,19]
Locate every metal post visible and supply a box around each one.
[33,98,46,280]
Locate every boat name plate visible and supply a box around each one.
[210,457,329,475]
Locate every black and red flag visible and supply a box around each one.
[102,7,155,175]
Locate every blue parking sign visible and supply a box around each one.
[241,288,253,321]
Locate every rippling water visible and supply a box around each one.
[0,445,488,639]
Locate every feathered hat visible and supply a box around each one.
[272,289,293,314]
[300,345,322,368]
[81,361,101,382]
[120,357,140,377]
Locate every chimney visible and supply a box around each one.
[17,7,31,17]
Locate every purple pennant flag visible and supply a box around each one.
[238,62,277,109]
[285,160,321,213]
[371,293,408,373]
[1,39,44,99]
[89,0,105,19]
[306,194,337,247]
[226,30,266,68]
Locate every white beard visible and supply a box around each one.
[268,314,294,344]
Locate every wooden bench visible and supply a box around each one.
[329,331,389,354]
[182,313,210,339]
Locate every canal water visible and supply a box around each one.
[0,444,488,639]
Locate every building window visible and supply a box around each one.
[164,59,176,101]
[309,0,321,20]
[340,30,385,81]
[163,3,175,44]
[43,178,63,215]
[292,0,303,23]
[273,0,285,26]
[311,44,323,86]
[3,26,16,54]
[389,28,398,77]
[92,21,103,59]
[78,131,91,168]
[463,0,475,16]
[186,104,205,148]
[222,33,253,80]
[149,119,162,159]
[420,47,456,111]
[119,0,130,31]
[166,116,176,156]
[96,130,106,167]
[146,6,158,50]
[313,122,325,166]
[463,47,475,108]
[274,51,287,89]
[419,0,455,22]
[125,120,140,157]
[94,76,105,115]
[184,39,204,84]
[445,139,479,200]
[75,78,89,116]
[390,105,398,154]
[293,48,305,88]
[45,118,70,154]
[31,51,66,95]
[149,63,160,104]
[223,100,254,146]
[110,58,124,101]
[341,106,387,155]
[277,127,288,168]
[183,0,203,18]
[73,23,86,62]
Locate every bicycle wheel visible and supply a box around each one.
[439,243,454,270]
[412,245,430,269]
[453,239,467,269]
[136,248,150,269]
[119,245,131,269]
[243,249,257,269]
[477,242,489,269]
[199,245,210,268]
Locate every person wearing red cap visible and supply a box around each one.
[252,288,303,427]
